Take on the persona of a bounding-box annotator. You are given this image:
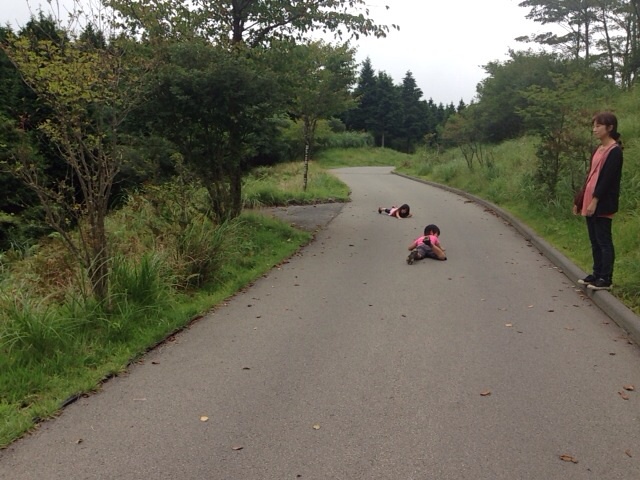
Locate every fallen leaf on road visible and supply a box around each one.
[151,361,159,365]
[231,445,243,451]
[312,424,321,430]
[548,309,555,312]
[559,454,578,463]
[200,416,209,422]
[505,323,513,327]
[564,327,575,331]
[480,390,491,396]
[618,391,630,400]
[623,385,635,391]
[625,450,632,457]
[528,305,534,308]
[75,439,83,444]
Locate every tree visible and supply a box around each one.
[518,0,600,63]
[1,20,150,302]
[286,41,357,190]
[146,40,282,222]
[398,71,428,153]
[371,71,401,148]
[346,57,378,132]
[475,50,570,143]
[107,0,393,219]
[518,72,611,197]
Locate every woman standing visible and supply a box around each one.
[574,112,624,291]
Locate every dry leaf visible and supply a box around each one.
[625,450,632,457]
[75,438,83,444]
[312,424,321,430]
[623,384,635,391]
[559,454,578,463]
[480,390,491,396]
[528,305,534,308]
[200,416,209,422]
[619,391,630,400]
[505,323,513,327]
[231,445,243,451]
[151,361,160,365]
[564,327,575,331]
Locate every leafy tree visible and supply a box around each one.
[518,0,600,62]
[518,72,611,197]
[108,0,393,218]
[146,40,282,222]
[475,50,571,143]
[286,41,357,190]
[441,104,488,170]
[1,22,150,302]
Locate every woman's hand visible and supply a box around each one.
[586,198,598,216]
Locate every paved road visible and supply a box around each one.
[2,167,639,479]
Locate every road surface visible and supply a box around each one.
[2,166,639,479]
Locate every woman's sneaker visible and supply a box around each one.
[577,274,596,285]
[587,278,612,290]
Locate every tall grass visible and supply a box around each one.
[243,161,350,207]
[397,129,640,314]
[315,146,411,168]
[0,179,313,447]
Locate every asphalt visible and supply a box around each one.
[3,166,639,479]
[264,176,640,347]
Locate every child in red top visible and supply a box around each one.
[407,224,447,264]
[378,203,412,218]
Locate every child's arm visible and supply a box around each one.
[431,243,447,260]
[407,240,418,251]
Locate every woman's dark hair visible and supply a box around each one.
[398,204,410,218]
[424,224,440,236]
[593,111,622,144]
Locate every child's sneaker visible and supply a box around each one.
[587,278,612,291]
[407,251,417,265]
[577,274,596,285]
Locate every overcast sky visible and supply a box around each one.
[2,0,545,105]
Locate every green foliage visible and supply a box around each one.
[519,71,612,196]
[0,177,313,446]
[243,161,350,207]
[473,50,573,142]
[315,146,411,168]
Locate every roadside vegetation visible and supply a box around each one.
[0,167,342,446]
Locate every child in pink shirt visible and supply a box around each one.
[407,224,447,264]
[378,203,412,218]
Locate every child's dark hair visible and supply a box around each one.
[398,204,411,218]
[424,224,440,236]
[593,111,622,146]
